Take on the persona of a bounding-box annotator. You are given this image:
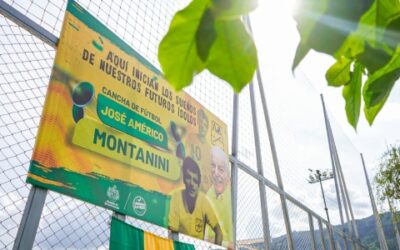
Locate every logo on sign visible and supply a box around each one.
[107,185,120,202]
[132,196,147,216]
[211,121,224,147]
[105,185,120,209]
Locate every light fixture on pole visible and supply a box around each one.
[307,168,334,223]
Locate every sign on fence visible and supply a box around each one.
[27,0,232,247]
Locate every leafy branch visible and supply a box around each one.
[158,0,400,129]
[374,145,400,222]
[158,0,258,93]
[291,0,400,129]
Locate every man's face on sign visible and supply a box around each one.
[211,152,229,195]
[184,169,200,199]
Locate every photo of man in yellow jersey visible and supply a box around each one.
[206,146,233,248]
[185,109,212,192]
[168,157,222,244]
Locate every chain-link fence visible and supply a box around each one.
[0,0,386,249]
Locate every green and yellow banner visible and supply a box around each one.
[110,217,195,250]
[28,0,232,248]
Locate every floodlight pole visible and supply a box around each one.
[316,170,331,224]
[308,169,333,224]
[307,168,335,249]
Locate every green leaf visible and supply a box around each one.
[291,0,328,69]
[334,1,377,58]
[292,43,310,71]
[363,68,400,124]
[375,0,400,49]
[196,8,216,61]
[356,43,393,74]
[363,47,400,124]
[325,56,352,86]
[211,0,258,20]
[364,47,400,106]
[383,17,400,50]
[376,0,400,28]
[292,0,373,69]
[364,97,387,124]
[336,0,400,58]
[342,62,363,129]
[298,0,373,55]
[206,19,257,92]
[293,0,329,45]
[158,0,210,91]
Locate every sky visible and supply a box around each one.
[252,0,400,164]
[244,0,400,237]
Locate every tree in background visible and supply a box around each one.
[374,145,400,247]
[375,145,400,202]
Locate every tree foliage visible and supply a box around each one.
[374,145,400,205]
[158,0,400,128]
[374,145,400,235]
[294,0,400,129]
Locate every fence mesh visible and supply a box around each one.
[236,169,264,244]
[0,13,52,249]
[0,0,385,249]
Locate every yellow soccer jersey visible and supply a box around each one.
[168,190,218,240]
[206,187,233,247]
[185,133,212,192]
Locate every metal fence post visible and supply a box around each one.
[360,153,388,250]
[168,231,179,242]
[327,224,336,250]
[244,15,294,250]
[360,154,388,250]
[0,1,58,48]
[331,132,360,248]
[320,94,348,248]
[13,186,48,250]
[249,82,272,250]
[318,219,327,250]
[0,3,56,248]
[112,212,126,221]
[308,213,317,250]
[330,140,358,249]
[231,93,240,249]
[230,160,239,250]
[332,145,355,250]
[322,95,361,249]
